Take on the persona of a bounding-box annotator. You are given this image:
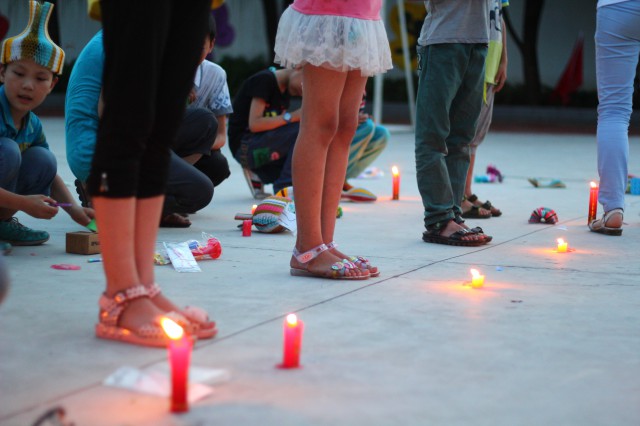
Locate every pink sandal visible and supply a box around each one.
[148,283,218,340]
[326,241,380,277]
[95,284,194,348]
[290,244,368,280]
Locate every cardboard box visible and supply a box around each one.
[66,231,100,255]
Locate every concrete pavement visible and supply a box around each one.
[0,119,639,425]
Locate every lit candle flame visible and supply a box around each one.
[286,313,298,327]
[251,204,257,214]
[161,317,184,340]
[470,268,480,279]
[590,181,597,189]
[392,166,399,177]
[557,238,565,245]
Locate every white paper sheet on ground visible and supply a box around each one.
[103,366,218,402]
[148,364,231,385]
[279,202,297,236]
[164,241,201,272]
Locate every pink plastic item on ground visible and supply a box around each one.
[51,264,81,271]
[188,233,222,260]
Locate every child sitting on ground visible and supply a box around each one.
[0,0,94,248]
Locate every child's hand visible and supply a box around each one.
[21,195,59,219]
[66,205,96,227]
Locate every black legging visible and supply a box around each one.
[87,0,211,198]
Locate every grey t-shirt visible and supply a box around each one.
[190,60,233,116]
[417,0,492,46]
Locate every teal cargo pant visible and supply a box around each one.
[414,43,487,228]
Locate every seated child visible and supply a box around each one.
[342,92,390,202]
[66,29,222,227]
[174,14,233,190]
[228,66,302,195]
[0,0,94,247]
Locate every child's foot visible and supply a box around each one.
[116,296,168,333]
[147,283,217,339]
[0,217,49,246]
[290,244,368,280]
[96,285,195,347]
[467,194,502,217]
[326,241,379,277]
[422,219,488,246]
[461,199,491,219]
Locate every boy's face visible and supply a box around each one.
[0,59,58,117]
[199,36,215,64]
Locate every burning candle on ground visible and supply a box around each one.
[588,181,598,224]
[160,317,193,413]
[251,204,258,215]
[556,238,568,253]
[242,220,252,237]
[280,313,304,369]
[470,268,484,289]
[392,166,400,200]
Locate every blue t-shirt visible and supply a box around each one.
[65,31,103,182]
[0,85,48,152]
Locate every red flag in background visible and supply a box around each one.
[0,13,9,41]
[550,32,584,105]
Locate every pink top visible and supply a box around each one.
[292,0,382,20]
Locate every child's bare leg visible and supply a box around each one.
[462,152,491,216]
[290,65,363,278]
[465,152,475,199]
[93,196,165,331]
[320,71,375,272]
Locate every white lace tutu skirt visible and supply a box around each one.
[274,7,393,77]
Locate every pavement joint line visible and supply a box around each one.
[443,260,639,277]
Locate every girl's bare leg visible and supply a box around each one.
[289,65,364,278]
[319,71,376,273]
[93,196,165,331]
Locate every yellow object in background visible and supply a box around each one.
[88,0,225,21]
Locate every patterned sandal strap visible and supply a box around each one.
[349,255,371,269]
[294,243,329,264]
[326,241,337,250]
[330,259,357,278]
[98,284,151,327]
[147,282,162,298]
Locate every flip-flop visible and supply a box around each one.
[341,187,377,202]
[461,205,492,219]
[589,208,623,236]
[422,220,488,247]
[528,178,566,188]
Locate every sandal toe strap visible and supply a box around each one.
[349,256,371,268]
[330,259,356,277]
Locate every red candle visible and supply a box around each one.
[242,220,252,237]
[392,166,400,200]
[161,317,193,413]
[588,181,598,224]
[280,313,304,368]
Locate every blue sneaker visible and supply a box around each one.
[0,218,49,246]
